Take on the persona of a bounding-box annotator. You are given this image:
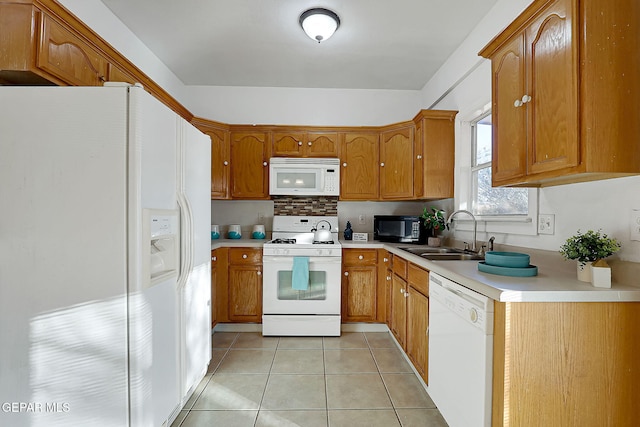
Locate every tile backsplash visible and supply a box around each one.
[273,196,338,216]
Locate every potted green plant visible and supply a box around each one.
[559,229,621,282]
[420,207,448,245]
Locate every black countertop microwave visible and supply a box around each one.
[373,215,424,243]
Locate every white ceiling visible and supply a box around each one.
[99,0,498,90]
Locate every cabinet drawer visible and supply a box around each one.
[229,247,262,265]
[343,249,377,265]
[393,256,408,278]
[408,263,429,296]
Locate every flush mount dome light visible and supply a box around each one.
[299,8,340,43]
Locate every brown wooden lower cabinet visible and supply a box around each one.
[227,248,263,322]
[405,263,430,385]
[492,301,640,426]
[341,249,378,322]
[212,247,229,323]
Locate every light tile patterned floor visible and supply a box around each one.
[171,332,448,427]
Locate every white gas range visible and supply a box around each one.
[262,216,342,336]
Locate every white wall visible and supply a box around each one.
[185,86,421,126]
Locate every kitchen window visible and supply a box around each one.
[461,110,538,236]
[471,113,529,216]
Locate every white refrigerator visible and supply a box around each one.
[0,84,212,426]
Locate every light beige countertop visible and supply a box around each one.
[211,238,640,302]
[211,238,266,249]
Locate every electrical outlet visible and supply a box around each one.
[358,214,366,225]
[258,211,265,223]
[630,209,640,241]
[538,214,555,235]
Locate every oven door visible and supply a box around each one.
[262,255,342,314]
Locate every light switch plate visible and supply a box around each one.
[538,214,555,235]
[630,209,640,241]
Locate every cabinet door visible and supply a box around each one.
[406,287,429,384]
[390,274,407,348]
[380,125,414,199]
[107,63,136,84]
[491,35,527,185]
[213,248,229,322]
[38,14,107,86]
[209,128,230,199]
[306,132,339,157]
[272,132,305,157]
[230,132,269,199]
[340,132,379,200]
[211,250,218,327]
[377,250,392,324]
[228,265,262,322]
[342,266,377,322]
[525,0,578,175]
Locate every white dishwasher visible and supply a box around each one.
[428,272,494,427]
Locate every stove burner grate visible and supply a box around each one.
[313,240,335,244]
[270,238,297,244]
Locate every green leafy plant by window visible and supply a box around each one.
[421,207,448,234]
[559,229,621,263]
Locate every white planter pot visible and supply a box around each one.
[576,261,592,282]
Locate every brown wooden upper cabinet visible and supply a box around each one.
[479,0,640,187]
[339,132,380,200]
[0,0,192,120]
[413,110,457,199]
[191,118,231,200]
[379,123,415,200]
[230,131,270,199]
[272,131,339,157]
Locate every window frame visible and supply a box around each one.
[455,105,539,236]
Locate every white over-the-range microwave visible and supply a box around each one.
[269,157,340,196]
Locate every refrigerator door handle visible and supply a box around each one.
[176,192,194,290]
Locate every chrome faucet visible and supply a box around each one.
[488,236,495,251]
[446,210,477,252]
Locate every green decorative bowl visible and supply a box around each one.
[484,251,530,268]
[478,262,538,277]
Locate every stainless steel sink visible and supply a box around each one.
[420,253,484,261]
[399,246,484,261]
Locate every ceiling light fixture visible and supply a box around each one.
[299,8,340,43]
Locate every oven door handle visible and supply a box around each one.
[263,256,343,264]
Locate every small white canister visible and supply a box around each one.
[252,225,266,239]
[228,224,242,239]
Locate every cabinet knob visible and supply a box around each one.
[400,288,405,294]
[404,291,409,298]
[514,99,523,107]
[344,271,349,276]
[212,256,217,261]
[343,162,347,167]
[263,161,268,166]
[380,162,385,167]
[416,155,422,160]
[522,94,532,103]
[383,257,389,262]
[358,255,364,260]
[386,275,391,281]
[298,141,303,146]
[242,254,248,259]
[257,271,262,276]
[223,161,228,166]
[308,142,312,146]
